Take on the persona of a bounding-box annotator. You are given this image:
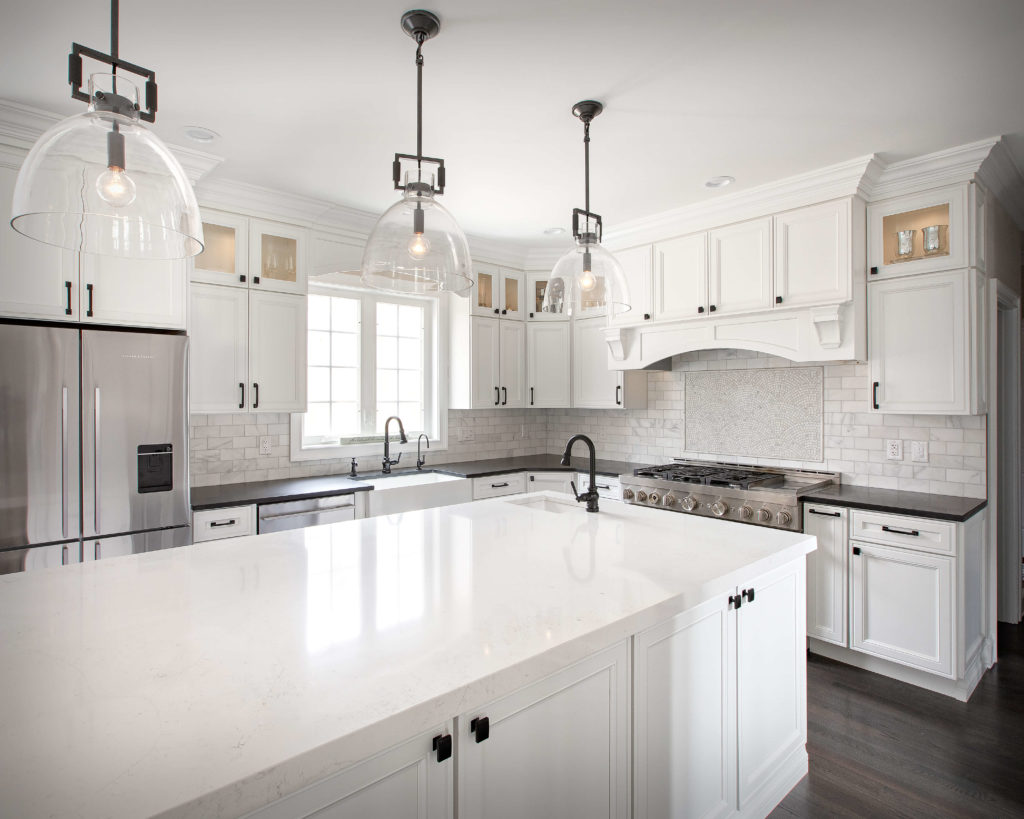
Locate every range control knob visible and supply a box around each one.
[757,508,772,523]
[622,488,635,501]
[740,506,753,520]
[664,494,677,507]
[637,491,648,503]
[776,510,793,527]
[648,492,661,505]
[710,500,729,517]
[680,495,698,512]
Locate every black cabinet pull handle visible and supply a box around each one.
[64,281,73,315]
[252,382,259,409]
[494,387,499,406]
[209,519,237,528]
[239,274,246,283]
[698,305,705,314]
[596,484,610,490]
[432,734,452,762]
[529,311,534,318]
[494,308,499,314]
[729,594,742,610]
[870,266,878,275]
[644,312,651,320]
[742,587,755,603]
[776,295,783,304]
[491,482,509,488]
[253,276,260,284]
[86,283,94,317]
[872,381,880,410]
[808,509,841,517]
[615,384,622,405]
[882,525,920,537]
[530,387,534,406]
[709,304,717,312]
[853,546,862,555]
[501,309,507,315]
[470,716,490,743]
[501,386,507,406]
[238,382,245,409]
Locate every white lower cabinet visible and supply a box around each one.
[577,473,622,502]
[527,471,575,494]
[457,641,630,819]
[245,723,453,819]
[526,322,570,407]
[634,559,806,818]
[850,541,954,678]
[192,505,257,543]
[803,504,848,645]
[471,472,527,500]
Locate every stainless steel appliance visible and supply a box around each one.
[619,460,838,531]
[0,322,190,574]
[257,495,357,534]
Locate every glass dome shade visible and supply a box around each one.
[361,172,472,295]
[543,235,631,318]
[10,74,203,260]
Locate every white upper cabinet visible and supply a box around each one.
[526,269,568,321]
[709,217,773,316]
[869,268,983,415]
[472,263,524,320]
[248,290,307,412]
[189,284,249,413]
[249,218,308,295]
[0,166,79,321]
[867,183,969,279]
[192,209,249,288]
[526,322,570,408]
[653,232,709,321]
[78,253,187,330]
[610,244,653,325]
[573,316,647,409]
[774,199,852,307]
[498,320,525,407]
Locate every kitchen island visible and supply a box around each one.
[0,492,814,819]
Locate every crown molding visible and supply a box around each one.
[604,154,877,250]
[864,137,998,201]
[977,139,1024,231]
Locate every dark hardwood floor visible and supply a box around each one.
[772,622,1024,818]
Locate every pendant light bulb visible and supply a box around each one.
[408,231,431,259]
[95,166,137,207]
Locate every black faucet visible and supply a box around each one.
[382,416,407,474]
[416,433,430,469]
[561,433,600,513]
[349,457,358,477]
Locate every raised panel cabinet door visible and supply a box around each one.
[709,217,773,316]
[611,244,653,325]
[192,209,249,287]
[189,284,249,413]
[457,640,630,819]
[498,319,525,407]
[526,322,570,407]
[78,253,187,329]
[248,218,308,295]
[470,316,501,408]
[0,165,79,321]
[248,291,307,413]
[736,560,806,809]
[634,595,736,819]
[573,316,622,409]
[774,199,851,307]
[244,724,453,819]
[653,232,708,320]
[850,542,955,677]
[500,269,526,320]
[803,504,848,645]
[868,269,970,414]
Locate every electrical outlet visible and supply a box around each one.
[910,441,929,463]
[885,439,903,460]
[459,428,474,443]
[259,435,272,455]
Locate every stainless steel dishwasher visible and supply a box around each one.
[257,494,357,533]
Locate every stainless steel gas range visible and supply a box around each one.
[618,460,839,531]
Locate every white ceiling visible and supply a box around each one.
[3,0,1024,247]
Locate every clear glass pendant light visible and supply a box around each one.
[543,101,630,319]
[9,0,203,260]
[361,10,471,295]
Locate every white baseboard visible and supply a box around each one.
[738,744,809,819]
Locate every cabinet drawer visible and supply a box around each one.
[850,510,954,555]
[578,473,622,501]
[192,505,256,542]
[472,472,526,499]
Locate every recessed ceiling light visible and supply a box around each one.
[184,126,220,144]
[543,227,565,235]
[705,175,735,189]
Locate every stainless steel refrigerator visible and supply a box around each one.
[0,322,190,574]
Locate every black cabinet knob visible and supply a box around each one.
[870,266,878,276]
[697,306,705,314]
[775,296,783,304]
[239,274,246,283]
[709,305,717,313]
[253,276,260,284]
[494,308,499,314]
[644,313,651,320]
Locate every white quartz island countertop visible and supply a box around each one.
[0,492,815,818]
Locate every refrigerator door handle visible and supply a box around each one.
[93,387,101,534]
[61,386,69,539]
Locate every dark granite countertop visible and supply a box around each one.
[802,484,987,522]
[191,456,645,509]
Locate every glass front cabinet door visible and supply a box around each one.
[192,210,249,287]
[248,218,308,295]
[867,184,970,279]
[472,264,524,320]
[526,270,568,321]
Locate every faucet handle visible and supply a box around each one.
[569,481,581,502]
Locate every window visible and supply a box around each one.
[293,286,444,459]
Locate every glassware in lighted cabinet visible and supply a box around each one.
[191,210,249,287]
[248,218,308,295]
[471,264,524,320]
[526,270,568,321]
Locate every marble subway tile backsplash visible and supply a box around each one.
[190,349,987,499]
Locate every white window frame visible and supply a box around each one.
[291,283,449,462]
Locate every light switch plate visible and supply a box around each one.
[886,439,903,460]
[259,435,272,455]
[910,441,929,462]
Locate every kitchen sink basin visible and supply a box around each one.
[359,471,472,516]
[357,471,464,489]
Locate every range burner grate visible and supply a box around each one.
[635,463,783,489]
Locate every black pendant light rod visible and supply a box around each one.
[415,34,424,167]
[110,0,119,62]
[570,100,604,242]
[583,118,590,219]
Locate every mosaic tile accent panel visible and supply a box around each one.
[684,366,823,460]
